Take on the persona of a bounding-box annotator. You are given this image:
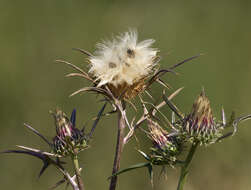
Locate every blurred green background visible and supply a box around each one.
[1,0,251,190]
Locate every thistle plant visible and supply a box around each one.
[57,30,176,190]
[2,106,105,190]
[1,30,251,190]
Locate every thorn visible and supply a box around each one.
[72,48,92,57]
[201,86,206,96]
[172,112,176,124]
[168,53,202,70]
[38,162,50,178]
[1,149,51,178]
[217,132,233,142]
[24,123,52,147]
[222,107,226,126]
[70,109,76,127]
[88,102,107,138]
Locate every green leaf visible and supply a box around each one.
[108,162,151,179]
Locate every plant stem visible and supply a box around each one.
[177,142,199,190]
[109,106,126,190]
[72,153,85,190]
[53,164,79,190]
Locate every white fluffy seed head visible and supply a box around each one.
[88,30,158,87]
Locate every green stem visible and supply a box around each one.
[177,142,199,190]
[72,154,85,190]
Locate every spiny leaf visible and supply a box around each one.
[1,149,50,178]
[147,69,176,88]
[16,145,61,157]
[55,59,91,81]
[216,132,233,142]
[168,87,184,100]
[144,101,172,128]
[234,114,251,125]
[88,102,107,138]
[162,94,184,119]
[232,114,251,136]
[151,87,184,117]
[39,162,50,178]
[168,54,202,70]
[70,109,76,128]
[72,48,93,57]
[108,162,151,179]
[24,123,52,147]
[65,73,93,82]
[156,78,171,89]
[70,87,113,100]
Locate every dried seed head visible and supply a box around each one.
[183,90,222,144]
[89,30,159,99]
[107,78,146,99]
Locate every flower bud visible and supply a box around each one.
[148,119,170,149]
[147,119,181,165]
[51,109,88,156]
[53,109,73,138]
[183,90,222,144]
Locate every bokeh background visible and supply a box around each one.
[1,0,251,190]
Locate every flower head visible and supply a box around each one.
[53,109,74,138]
[147,119,182,166]
[148,119,170,150]
[51,109,88,156]
[88,30,159,99]
[182,90,222,144]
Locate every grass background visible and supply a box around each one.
[0,0,251,190]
